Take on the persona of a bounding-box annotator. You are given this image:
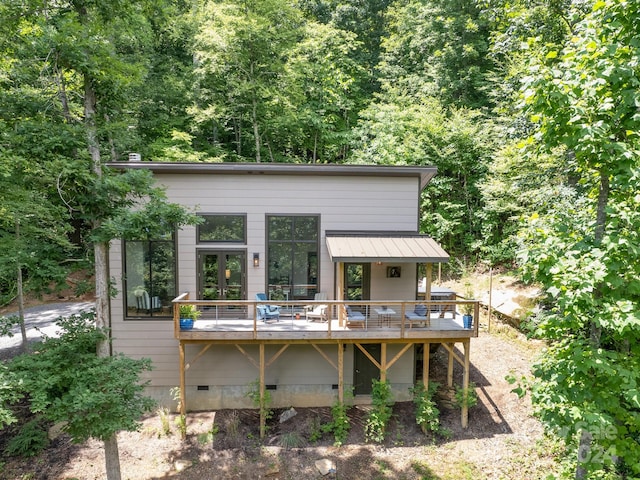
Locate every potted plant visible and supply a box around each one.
[179,304,201,330]
[461,282,474,329]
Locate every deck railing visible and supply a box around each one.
[172,293,480,340]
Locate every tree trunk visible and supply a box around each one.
[575,168,609,480]
[104,434,122,480]
[85,74,120,480]
[15,221,28,352]
[252,97,261,163]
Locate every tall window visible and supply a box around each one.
[267,215,318,300]
[124,237,176,318]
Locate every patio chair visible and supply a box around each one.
[255,293,280,322]
[136,291,161,313]
[305,304,328,322]
[405,304,430,328]
[343,305,366,328]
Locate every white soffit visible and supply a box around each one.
[326,235,450,263]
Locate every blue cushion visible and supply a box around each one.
[414,304,428,316]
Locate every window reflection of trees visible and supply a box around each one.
[267,216,318,300]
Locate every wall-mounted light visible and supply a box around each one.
[253,252,260,267]
[225,269,231,279]
[376,261,383,266]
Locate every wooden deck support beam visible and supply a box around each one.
[446,342,454,387]
[462,339,470,429]
[423,342,430,391]
[338,343,344,403]
[179,342,186,440]
[259,343,266,438]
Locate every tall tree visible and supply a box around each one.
[284,22,364,162]
[193,0,304,162]
[378,0,495,109]
[518,0,640,477]
[1,1,199,478]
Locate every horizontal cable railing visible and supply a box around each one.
[172,294,480,340]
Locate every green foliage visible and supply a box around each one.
[364,378,394,443]
[245,379,273,427]
[7,311,156,444]
[410,382,440,435]
[454,383,478,410]
[322,395,352,447]
[178,304,201,320]
[515,1,640,477]
[4,417,49,458]
[0,364,20,428]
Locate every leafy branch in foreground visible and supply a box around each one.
[6,311,155,450]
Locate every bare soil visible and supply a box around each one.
[0,329,559,480]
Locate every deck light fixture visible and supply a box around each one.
[253,252,260,267]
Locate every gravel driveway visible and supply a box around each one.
[0,302,94,359]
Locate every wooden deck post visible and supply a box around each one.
[259,343,266,438]
[179,342,186,440]
[447,342,454,387]
[462,339,470,429]
[422,342,430,391]
[380,343,387,382]
[338,342,344,403]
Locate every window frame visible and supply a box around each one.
[196,213,247,244]
[266,214,320,300]
[122,235,177,320]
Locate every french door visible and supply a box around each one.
[197,250,246,301]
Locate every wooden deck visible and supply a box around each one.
[172,296,480,343]
[172,295,480,434]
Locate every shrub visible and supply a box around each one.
[322,397,351,447]
[411,381,441,434]
[364,379,394,443]
[5,417,49,458]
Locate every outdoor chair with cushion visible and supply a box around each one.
[256,293,280,322]
[405,304,430,328]
[343,305,366,328]
[305,304,328,322]
[136,291,161,313]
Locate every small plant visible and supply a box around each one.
[197,424,219,445]
[179,304,201,320]
[364,378,394,443]
[245,379,273,435]
[308,416,324,444]
[411,381,441,434]
[170,387,187,438]
[454,382,478,409]
[5,417,49,458]
[157,407,172,437]
[279,431,304,449]
[461,281,475,316]
[322,396,352,447]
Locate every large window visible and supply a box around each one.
[124,237,176,318]
[267,215,319,300]
[197,214,246,243]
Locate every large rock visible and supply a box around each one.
[279,407,297,423]
[315,458,336,476]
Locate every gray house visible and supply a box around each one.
[107,162,478,427]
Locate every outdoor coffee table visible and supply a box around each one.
[374,307,395,327]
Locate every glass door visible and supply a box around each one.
[198,250,246,301]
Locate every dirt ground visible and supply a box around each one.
[0,328,559,480]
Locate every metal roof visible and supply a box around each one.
[107,161,438,191]
[325,234,449,263]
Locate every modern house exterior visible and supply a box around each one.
[107,162,479,427]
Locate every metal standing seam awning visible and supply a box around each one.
[325,233,450,263]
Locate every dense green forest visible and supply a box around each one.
[0,0,638,478]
